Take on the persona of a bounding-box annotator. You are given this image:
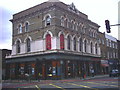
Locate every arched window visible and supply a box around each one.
[75,23,78,31]
[46,34,51,50]
[95,43,98,54]
[18,24,22,34]
[64,18,68,28]
[73,37,76,51]
[16,40,20,53]
[26,38,31,52]
[46,16,51,26]
[79,38,82,51]
[25,22,29,32]
[67,35,71,50]
[84,40,87,52]
[90,42,93,53]
[60,34,64,50]
[61,17,64,26]
[71,20,74,30]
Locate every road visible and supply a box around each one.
[2,75,120,90]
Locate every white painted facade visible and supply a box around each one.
[11,31,101,57]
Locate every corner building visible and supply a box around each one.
[6,1,102,80]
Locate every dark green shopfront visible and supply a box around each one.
[5,52,102,80]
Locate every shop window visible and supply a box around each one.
[46,34,51,50]
[10,64,15,79]
[20,67,24,75]
[16,40,21,53]
[26,38,31,52]
[67,35,71,50]
[60,34,64,50]
[32,68,35,75]
[47,65,53,77]
[27,64,32,75]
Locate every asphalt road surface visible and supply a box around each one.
[2,75,120,90]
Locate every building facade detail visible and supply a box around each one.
[6,1,118,80]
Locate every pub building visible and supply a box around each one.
[5,0,102,80]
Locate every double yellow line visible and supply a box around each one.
[67,83,98,90]
[49,84,66,90]
[49,82,98,90]
[18,81,117,90]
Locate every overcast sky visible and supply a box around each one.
[0,0,119,49]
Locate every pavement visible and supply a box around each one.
[2,74,110,83]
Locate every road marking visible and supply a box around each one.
[67,83,98,90]
[18,88,20,90]
[49,84,66,90]
[35,85,41,90]
[101,81,117,84]
[86,82,118,87]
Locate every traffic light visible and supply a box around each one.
[105,20,111,33]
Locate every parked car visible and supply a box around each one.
[109,69,119,77]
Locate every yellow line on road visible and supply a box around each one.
[67,83,98,90]
[35,85,41,90]
[18,88,20,90]
[49,84,66,90]
[86,82,118,88]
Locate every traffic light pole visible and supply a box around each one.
[110,24,120,26]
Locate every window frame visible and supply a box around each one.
[60,34,64,50]
[26,38,31,52]
[46,16,51,26]
[16,40,21,53]
[18,24,22,34]
[61,17,64,26]
[90,42,93,54]
[25,22,29,32]
[95,43,98,54]
[73,37,77,51]
[84,40,87,53]
[67,35,71,50]
[79,38,82,51]
[46,34,51,50]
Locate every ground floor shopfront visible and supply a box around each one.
[5,53,103,80]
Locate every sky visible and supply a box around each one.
[0,0,119,49]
